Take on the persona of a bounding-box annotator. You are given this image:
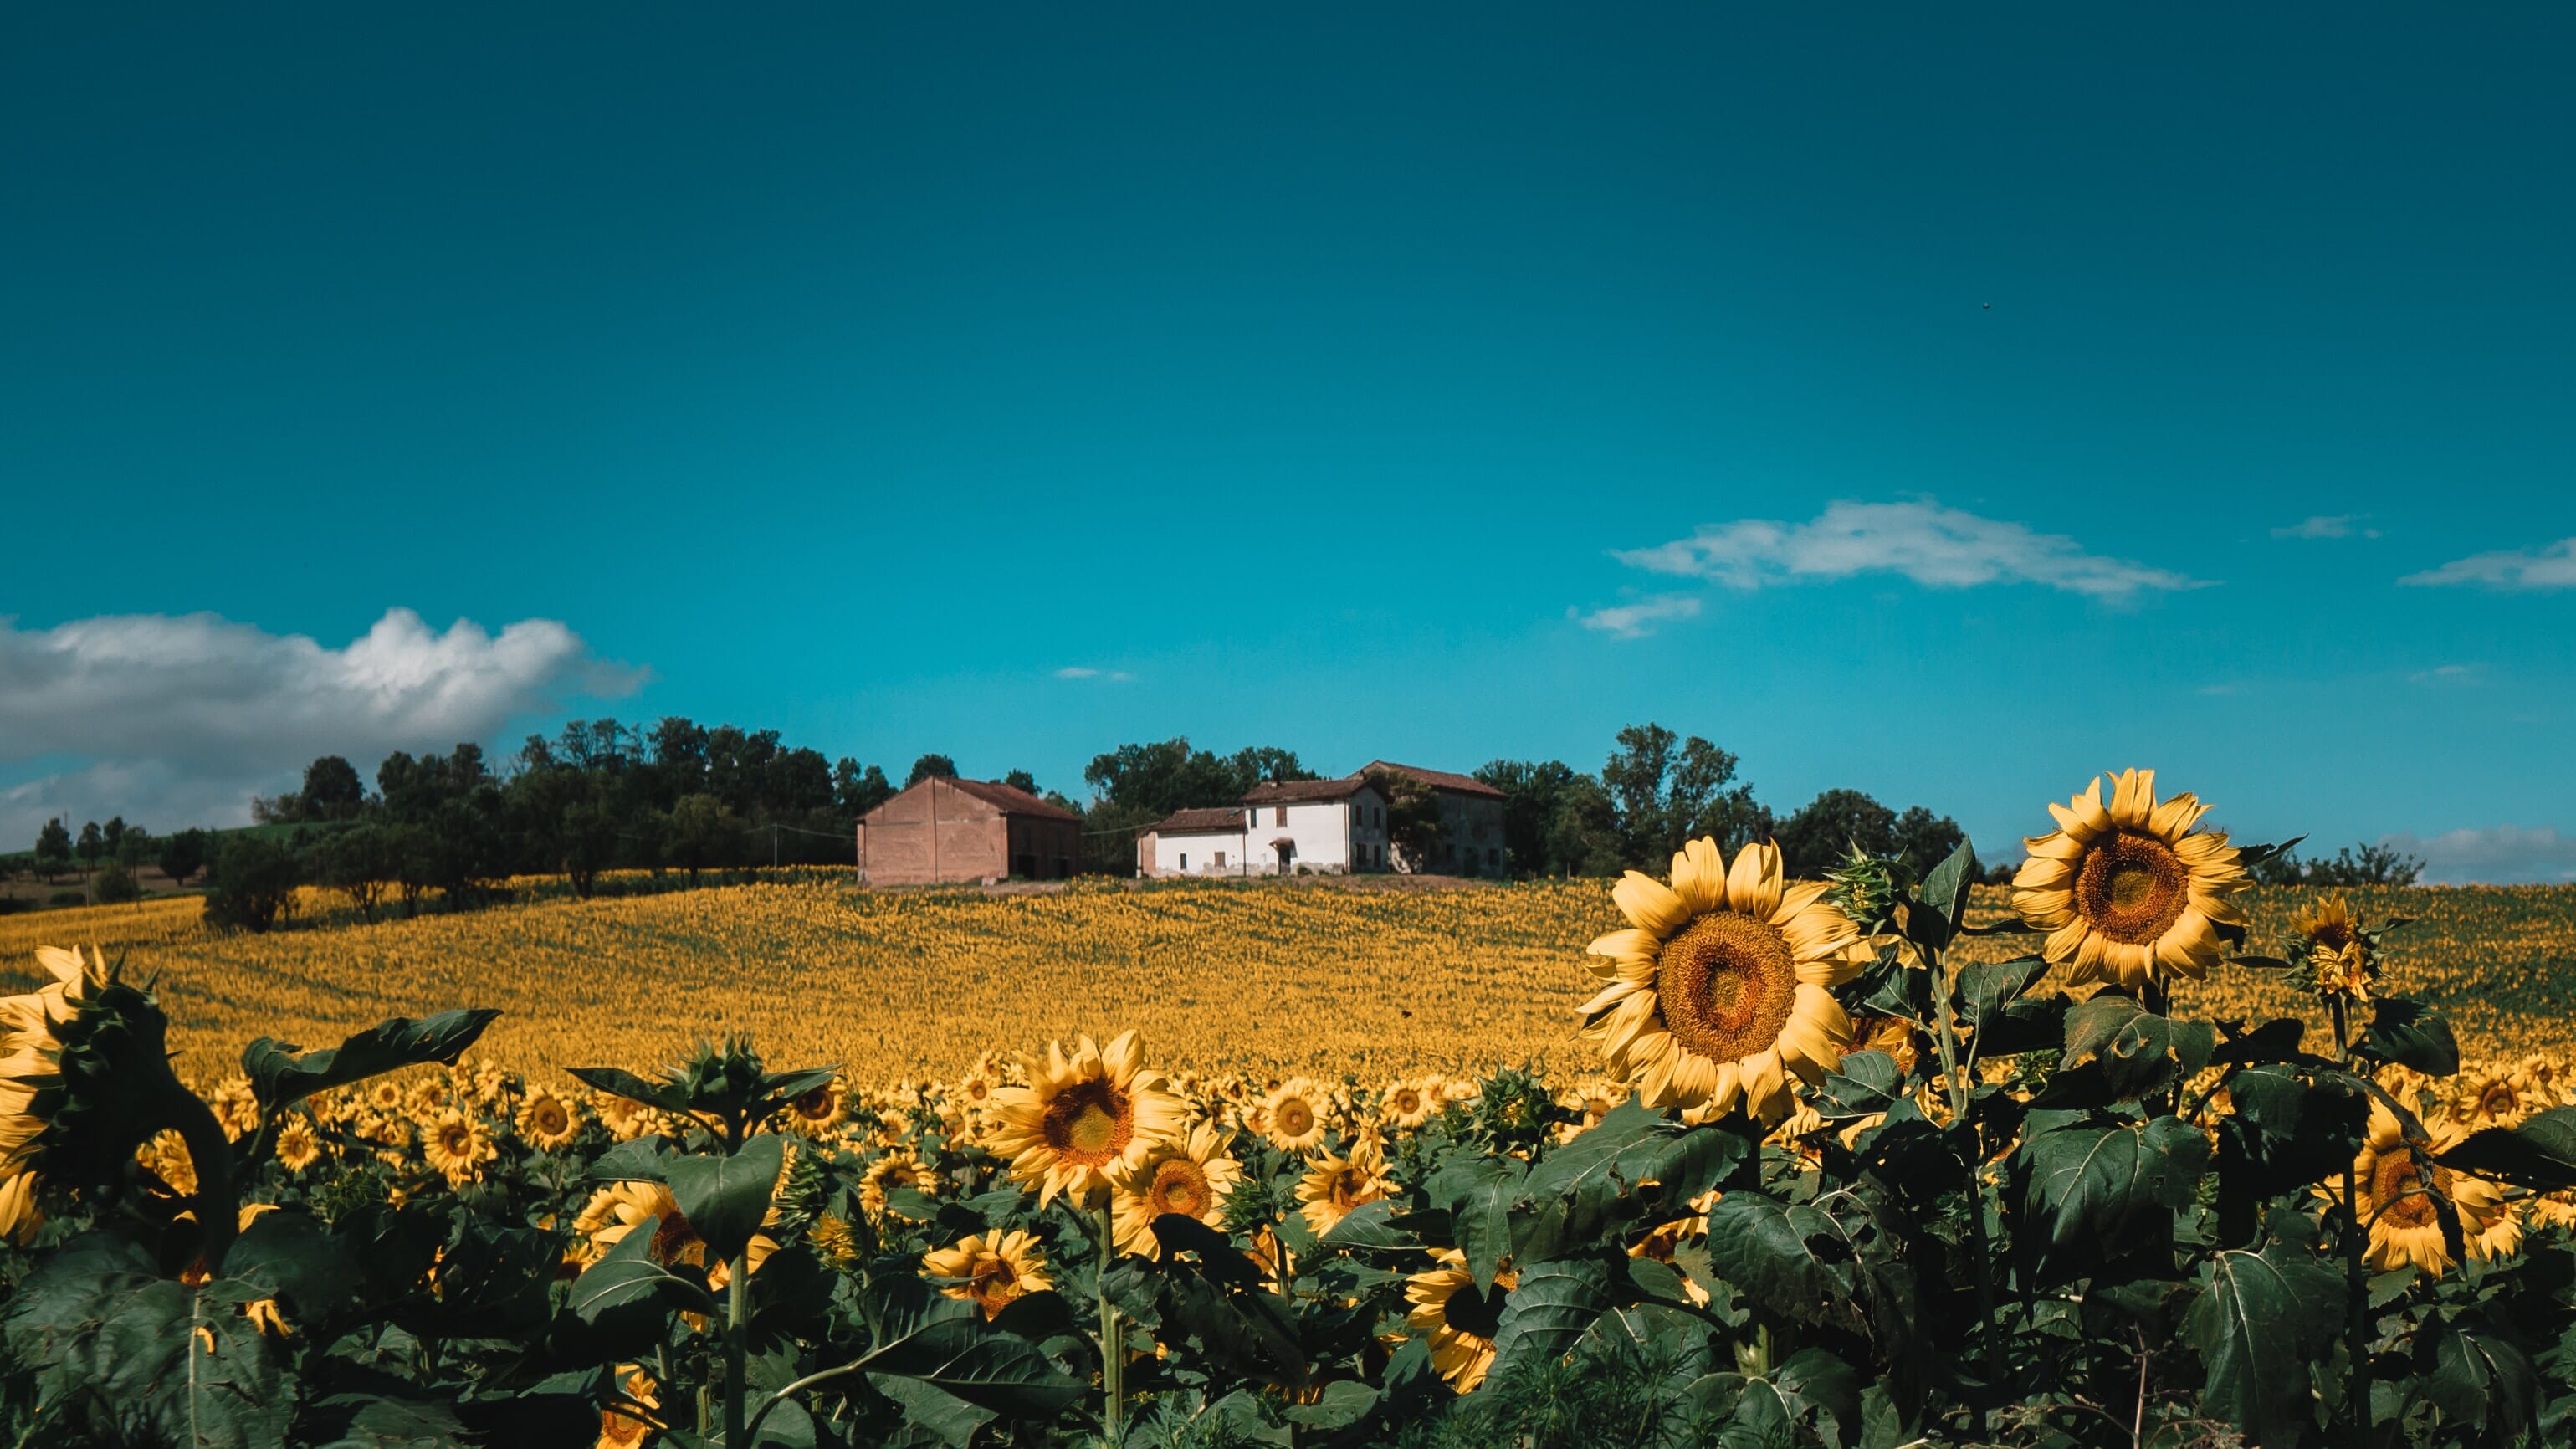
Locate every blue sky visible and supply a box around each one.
[4,6,2572,878]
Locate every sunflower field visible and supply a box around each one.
[9,772,2576,1447]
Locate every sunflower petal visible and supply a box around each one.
[1672,838,1727,917]
[1614,873,1691,938]
[1726,842,1784,919]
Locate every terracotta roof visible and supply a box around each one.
[1146,806,1252,835]
[943,777,1083,822]
[1349,760,1506,800]
[1241,776,1374,804]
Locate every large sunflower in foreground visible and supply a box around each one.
[923,1229,1052,1320]
[2013,770,2249,990]
[0,945,106,1242]
[986,1032,1184,1208]
[1110,1122,1243,1258]
[1579,838,1865,1120]
[1405,1250,1518,1392]
[2334,1101,2517,1277]
[1296,1139,1395,1236]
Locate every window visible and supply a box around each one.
[1274,806,1287,826]
[1214,850,1227,868]
[1180,853,1189,871]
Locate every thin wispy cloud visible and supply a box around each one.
[1054,666,1133,682]
[2383,825,2576,885]
[0,607,638,839]
[2399,537,2576,591]
[1613,500,2202,599]
[2407,663,2481,687]
[1573,594,1703,639]
[2272,515,2379,540]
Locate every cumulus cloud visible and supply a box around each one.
[2272,515,2379,540]
[1614,500,2202,599]
[0,607,638,840]
[1573,594,1703,639]
[2399,537,2576,591]
[2383,825,2576,885]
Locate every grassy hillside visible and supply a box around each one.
[5,876,2572,1084]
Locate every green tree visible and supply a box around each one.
[300,755,368,820]
[1475,760,1626,876]
[1082,739,1315,819]
[1775,788,1900,876]
[91,861,143,905]
[318,825,396,923]
[906,754,959,787]
[834,758,894,817]
[1363,766,1449,873]
[664,794,735,886]
[1599,723,1768,868]
[1890,805,1968,880]
[34,818,72,879]
[1003,769,1041,796]
[157,827,210,886]
[202,835,301,932]
[75,821,104,878]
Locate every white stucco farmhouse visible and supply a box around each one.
[1135,777,1391,877]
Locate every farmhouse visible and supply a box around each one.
[1138,777,1390,878]
[1350,760,1509,877]
[856,776,1081,886]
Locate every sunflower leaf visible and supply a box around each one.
[853,1275,1088,1416]
[2359,998,2461,1077]
[2178,1237,2343,1446]
[1910,839,1979,950]
[1959,956,2050,1037]
[1815,1051,1903,1120]
[1486,1258,1614,1383]
[2435,1107,2576,1190]
[1424,1155,1526,1292]
[1319,1199,1421,1252]
[244,1007,500,1113]
[2061,995,2215,1102]
[2018,1115,2209,1259]
[563,1217,720,1351]
[2425,1322,2538,1438]
[566,1065,698,1116]
[1702,1195,1866,1334]
[665,1133,785,1266]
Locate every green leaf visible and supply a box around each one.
[1508,1107,1749,1271]
[1959,956,2049,1037]
[1486,1258,1613,1381]
[868,1373,993,1449]
[1319,1198,1421,1252]
[2061,994,2216,1102]
[563,1216,720,1353]
[222,1209,365,1329]
[1815,1051,1904,1119]
[586,1136,679,1182]
[243,1007,499,1112]
[1280,1379,1380,1431]
[2,1247,293,1449]
[855,1276,1087,1416]
[2360,997,2461,1077]
[313,1398,474,1449]
[1424,1154,1526,1291]
[2179,1239,2343,1446]
[566,1064,697,1115]
[1157,1263,1310,1387]
[1913,838,1979,949]
[1703,1195,1862,1333]
[2439,1106,2576,1190]
[2425,1324,2537,1438]
[1769,1347,1863,1446]
[665,1132,785,1265]
[2020,1115,2209,1253]
[2211,1017,2308,1066]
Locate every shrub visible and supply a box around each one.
[90,863,142,905]
[202,835,301,932]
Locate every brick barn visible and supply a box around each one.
[855,776,1081,886]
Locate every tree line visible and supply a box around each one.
[12,714,2423,930]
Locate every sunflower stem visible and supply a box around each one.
[1096,1201,1124,1446]
[725,1248,750,1447]
[166,1080,240,1273]
[1932,950,2005,1426]
[2343,1153,2369,1438]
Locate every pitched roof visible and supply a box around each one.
[943,777,1083,822]
[1146,806,1252,835]
[1349,760,1507,800]
[1241,776,1374,804]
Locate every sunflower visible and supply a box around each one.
[518,1092,582,1151]
[1296,1139,1394,1236]
[576,1181,708,1269]
[1579,838,1866,1120]
[2338,1101,2517,1277]
[2289,894,2377,1004]
[1262,1078,1332,1154]
[366,1079,405,1114]
[1405,1250,1519,1392]
[274,1117,324,1174]
[596,1094,653,1142]
[860,1151,941,1221]
[422,1110,495,1186]
[922,1230,1052,1320]
[0,945,106,1240]
[143,1128,198,1196]
[1851,1015,1923,1077]
[1109,1123,1244,1258]
[1380,1077,1443,1130]
[986,1032,1184,1208]
[809,1213,864,1272]
[2013,771,2249,990]
[597,1365,659,1449]
[782,1079,848,1135]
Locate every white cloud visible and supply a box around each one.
[2383,825,2576,885]
[2399,537,2576,591]
[1574,594,1703,638]
[1054,667,1133,682]
[2406,663,2481,687]
[0,607,638,840]
[2272,515,2379,540]
[1614,499,2202,599]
